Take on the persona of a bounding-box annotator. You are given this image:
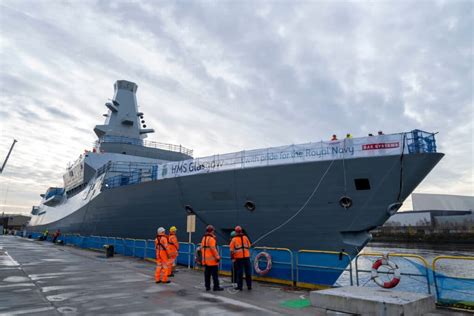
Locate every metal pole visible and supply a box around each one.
[355,256,360,286]
[349,258,354,286]
[0,139,17,174]
[188,232,192,269]
[425,265,431,294]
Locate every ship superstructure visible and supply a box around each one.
[29,80,443,284]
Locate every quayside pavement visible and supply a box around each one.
[1,236,469,316]
[0,236,318,315]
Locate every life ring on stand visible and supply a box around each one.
[254,252,272,276]
[371,253,401,288]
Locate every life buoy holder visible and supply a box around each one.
[254,251,272,276]
[371,253,401,288]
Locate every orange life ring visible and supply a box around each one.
[371,254,401,288]
[254,251,272,275]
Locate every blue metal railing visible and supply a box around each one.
[102,162,159,189]
[406,130,437,154]
[16,232,473,311]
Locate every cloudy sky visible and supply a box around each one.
[0,0,472,215]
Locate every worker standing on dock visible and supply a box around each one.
[230,226,252,291]
[167,226,179,277]
[230,230,236,284]
[41,229,49,241]
[52,229,61,243]
[201,225,223,291]
[155,227,170,284]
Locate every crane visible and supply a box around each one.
[0,139,17,174]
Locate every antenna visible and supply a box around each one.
[0,139,18,174]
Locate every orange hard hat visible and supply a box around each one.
[235,226,242,233]
[206,225,215,233]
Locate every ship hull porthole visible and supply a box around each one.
[339,196,352,209]
[244,200,256,212]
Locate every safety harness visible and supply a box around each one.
[232,235,250,258]
[155,235,168,251]
[168,234,178,252]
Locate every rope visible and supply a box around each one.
[361,277,372,287]
[252,159,336,246]
[396,133,407,202]
[342,139,348,196]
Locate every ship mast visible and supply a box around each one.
[0,139,17,174]
[93,80,154,141]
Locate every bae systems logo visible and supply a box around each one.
[362,142,400,150]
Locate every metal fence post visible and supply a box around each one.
[144,239,148,259]
[355,255,360,286]
[188,243,191,269]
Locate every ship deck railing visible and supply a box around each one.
[97,130,438,191]
[19,232,473,311]
[95,136,193,157]
[405,129,437,154]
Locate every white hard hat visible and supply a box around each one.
[157,227,165,234]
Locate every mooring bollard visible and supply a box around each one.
[104,244,114,258]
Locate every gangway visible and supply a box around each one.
[0,139,17,174]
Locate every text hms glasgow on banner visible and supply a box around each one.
[156,134,406,180]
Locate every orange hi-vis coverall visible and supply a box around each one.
[155,233,170,282]
[201,233,221,290]
[167,232,179,276]
[230,233,252,290]
[201,233,220,266]
[229,234,251,259]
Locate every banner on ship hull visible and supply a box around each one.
[157,134,406,180]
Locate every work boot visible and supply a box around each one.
[206,288,211,291]
[247,287,252,290]
[162,280,171,284]
[213,287,224,291]
[155,281,161,284]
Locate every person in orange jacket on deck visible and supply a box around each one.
[167,226,179,277]
[230,225,252,291]
[155,227,170,284]
[201,225,223,291]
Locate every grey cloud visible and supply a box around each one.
[42,105,75,120]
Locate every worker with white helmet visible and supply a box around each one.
[155,227,170,284]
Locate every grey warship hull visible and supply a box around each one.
[29,152,443,257]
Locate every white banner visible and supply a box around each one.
[156,134,406,180]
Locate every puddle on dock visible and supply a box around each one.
[3,276,30,282]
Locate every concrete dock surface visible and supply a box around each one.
[0,236,469,316]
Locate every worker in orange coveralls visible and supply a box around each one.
[155,227,170,284]
[167,226,179,277]
[201,225,223,291]
[230,225,252,291]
